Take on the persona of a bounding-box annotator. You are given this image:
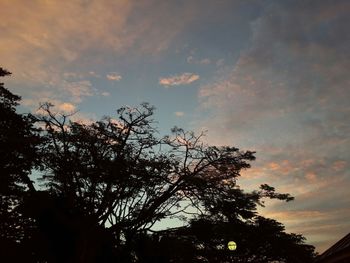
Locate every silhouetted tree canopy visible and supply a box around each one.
[0,68,41,262]
[0,68,316,262]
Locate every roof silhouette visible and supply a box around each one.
[316,233,350,263]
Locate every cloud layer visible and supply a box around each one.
[197,0,350,252]
[0,0,195,109]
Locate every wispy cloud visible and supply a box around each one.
[57,102,76,113]
[63,80,94,103]
[175,111,185,117]
[25,98,77,116]
[2,0,349,254]
[101,91,110,96]
[89,71,101,78]
[159,73,199,87]
[187,56,211,65]
[0,0,196,110]
[195,0,350,252]
[106,73,122,81]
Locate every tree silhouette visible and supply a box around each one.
[0,68,316,262]
[0,68,41,262]
[134,214,315,262]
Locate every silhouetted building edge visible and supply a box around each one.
[315,233,350,263]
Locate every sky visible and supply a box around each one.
[1,0,349,253]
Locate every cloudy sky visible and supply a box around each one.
[1,0,349,253]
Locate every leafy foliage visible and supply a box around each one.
[0,68,41,262]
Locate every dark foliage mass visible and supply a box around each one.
[0,68,316,262]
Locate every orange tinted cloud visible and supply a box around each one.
[175,111,185,117]
[159,73,199,87]
[332,160,346,171]
[58,102,76,113]
[268,162,279,170]
[305,172,317,182]
[0,0,195,107]
[106,73,122,81]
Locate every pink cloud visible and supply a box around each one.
[1,0,197,107]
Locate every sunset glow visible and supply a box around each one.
[1,0,349,253]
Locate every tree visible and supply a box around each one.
[33,103,314,262]
[0,67,315,262]
[0,68,41,262]
[0,68,38,194]
[134,213,315,262]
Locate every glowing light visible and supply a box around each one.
[228,241,237,251]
